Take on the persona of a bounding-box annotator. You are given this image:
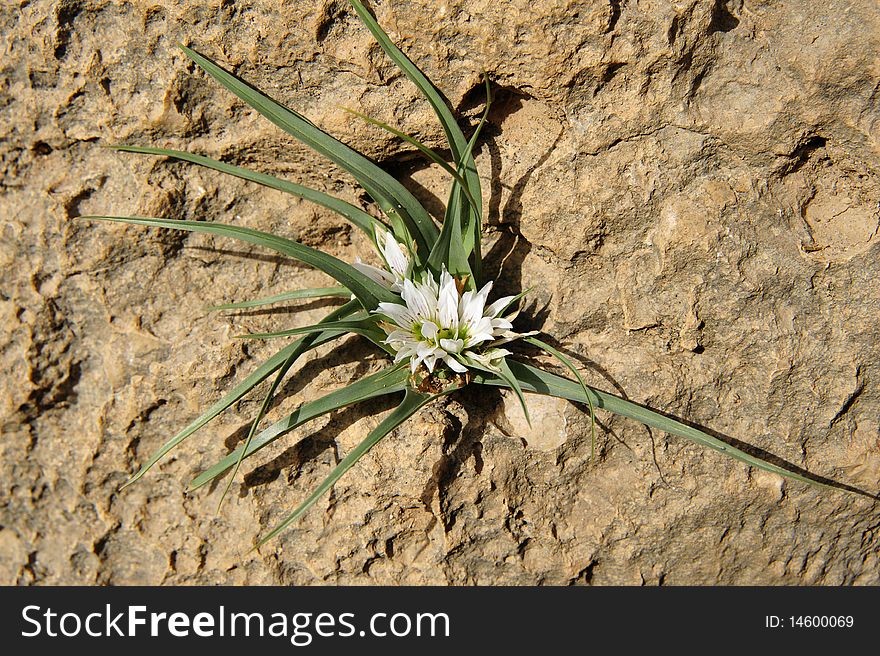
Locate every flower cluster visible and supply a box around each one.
[356,229,522,375]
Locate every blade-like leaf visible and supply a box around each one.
[208,286,350,312]
[113,145,384,236]
[348,0,482,221]
[188,364,410,491]
[474,359,843,492]
[460,73,492,280]
[121,301,359,487]
[426,190,472,285]
[81,216,396,310]
[429,75,492,286]
[236,317,384,343]
[351,0,489,286]
[254,387,447,548]
[341,107,481,212]
[178,45,439,260]
[217,300,362,509]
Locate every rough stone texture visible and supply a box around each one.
[2,0,879,585]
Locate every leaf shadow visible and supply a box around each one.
[217,297,348,318]
[218,336,385,453]
[657,412,879,500]
[186,245,309,269]
[239,393,403,492]
[513,350,879,500]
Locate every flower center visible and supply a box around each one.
[437,327,458,341]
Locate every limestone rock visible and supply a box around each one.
[1,0,879,585]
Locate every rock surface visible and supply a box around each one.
[2,0,879,585]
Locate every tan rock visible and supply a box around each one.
[1,0,878,585]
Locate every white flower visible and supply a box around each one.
[375,267,519,375]
[465,348,512,370]
[352,227,411,292]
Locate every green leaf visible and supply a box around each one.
[254,387,447,548]
[459,73,492,280]
[426,187,472,285]
[120,301,359,487]
[113,145,383,236]
[188,364,410,491]
[207,286,351,311]
[341,107,481,214]
[81,216,396,310]
[524,336,597,460]
[428,76,492,286]
[348,0,482,229]
[178,45,439,260]
[235,317,385,344]
[474,359,844,492]
[217,300,362,509]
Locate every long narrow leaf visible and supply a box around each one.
[120,302,359,487]
[474,360,844,492]
[236,317,383,343]
[460,73,492,279]
[428,76,492,286]
[254,387,447,548]
[208,286,350,312]
[218,299,361,509]
[341,107,481,212]
[427,184,473,286]
[348,0,482,220]
[349,1,486,285]
[113,145,383,236]
[178,45,439,260]
[81,216,396,310]
[496,357,530,426]
[188,364,410,491]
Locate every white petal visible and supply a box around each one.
[420,320,439,340]
[461,281,493,327]
[491,330,538,346]
[475,281,493,305]
[458,290,476,325]
[464,334,492,349]
[382,232,410,278]
[377,302,415,328]
[464,348,510,372]
[353,260,395,288]
[422,350,440,373]
[462,350,495,371]
[437,268,460,330]
[486,294,516,318]
[463,317,495,346]
[416,341,437,358]
[402,278,436,320]
[444,354,468,373]
[460,293,483,328]
[439,338,464,354]
[385,329,414,343]
[490,317,513,333]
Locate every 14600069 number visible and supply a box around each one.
[790,616,854,628]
